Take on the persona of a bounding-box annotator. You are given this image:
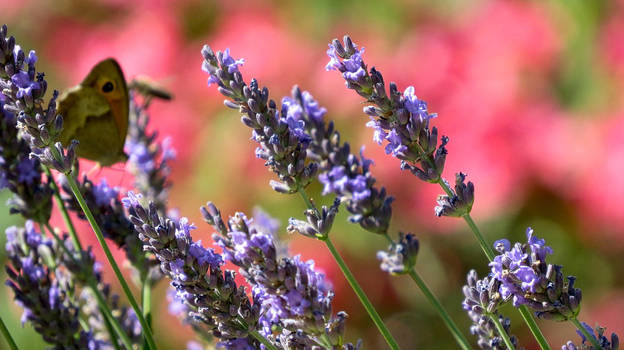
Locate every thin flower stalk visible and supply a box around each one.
[64,175,158,350]
[325,35,551,350]
[0,316,18,350]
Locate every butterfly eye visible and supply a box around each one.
[102,81,115,93]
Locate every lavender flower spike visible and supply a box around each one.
[201,45,317,194]
[489,228,582,321]
[0,25,74,173]
[4,222,103,349]
[284,86,394,235]
[123,192,261,345]
[326,36,446,183]
[562,323,619,350]
[0,88,53,223]
[203,202,360,349]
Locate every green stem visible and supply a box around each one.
[43,166,82,251]
[407,269,473,350]
[490,314,515,350]
[249,330,279,350]
[297,190,399,349]
[102,311,123,350]
[64,174,158,350]
[435,179,551,350]
[462,214,495,261]
[0,317,18,350]
[142,279,152,328]
[571,317,603,350]
[142,278,152,350]
[517,307,550,350]
[44,223,134,350]
[325,238,399,350]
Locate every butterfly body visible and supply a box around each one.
[57,58,129,166]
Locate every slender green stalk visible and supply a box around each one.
[0,316,18,350]
[490,314,516,350]
[142,280,152,328]
[324,238,399,349]
[571,317,603,350]
[435,178,551,350]
[142,278,153,350]
[64,174,158,350]
[407,269,473,350]
[102,311,123,350]
[298,190,399,349]
[41,178,132,349]
[43,167,82,251]
[44,223,134,350]
[249,330,279,350]
[516,307,550,350]
[462,214,494,261]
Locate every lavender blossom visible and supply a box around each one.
[126,93,175,213]
[283,86,394,234]
[201,45,317,194]
[326,36,474,217]
[376,232,419,274]
[4,222,103,349]
[0,89,53,223]
[489,228,582,321]
[562,323,619,350]
[203,202,359,349]
[0,25,76,173]
[462,270,521,350]
[123,192,261,345]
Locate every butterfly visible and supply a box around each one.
[57,58,129,166]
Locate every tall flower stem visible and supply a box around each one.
[407,269,473,350]
[490,314,516,350]
[44,223,135,350]
[435,179,551,350]
[63,174,158,350]
[42,170,133,349]
[102,314,123,350]
[142,278,153,350]
[297,190,399,349]
[571,317,603,350]
[43,166,82,251]
[324,238,399,350]
[142,281,152,328]
[0,316,18,350]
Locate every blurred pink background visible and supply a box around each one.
[1,0,623,349]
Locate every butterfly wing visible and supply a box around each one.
[79,58,129,146]
[56,58,129,166]
[57,85,112,146]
